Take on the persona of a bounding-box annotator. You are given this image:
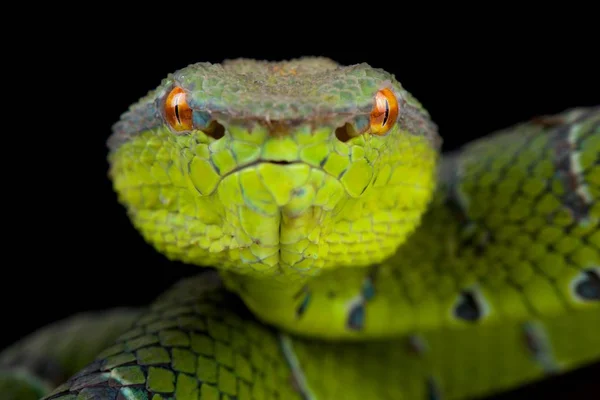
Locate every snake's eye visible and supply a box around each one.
[370,88,399,136]
[164,87,193,132]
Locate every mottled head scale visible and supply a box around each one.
[109,58,439,150]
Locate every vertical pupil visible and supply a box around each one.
[382,99,390,126]
[174,101,181,124]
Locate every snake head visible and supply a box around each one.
[107,58,440,279]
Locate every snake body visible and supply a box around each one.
[1,58,599,400]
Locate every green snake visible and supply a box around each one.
[1,58,599,400]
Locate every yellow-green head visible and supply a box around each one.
[108,58,440,278]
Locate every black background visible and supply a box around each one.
[3,13,599,400]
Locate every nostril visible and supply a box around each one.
[335,124,351,142]
[335,123,359,143]
[203,121,225,139]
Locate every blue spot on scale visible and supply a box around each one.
[293,187,306,196]
[362,277,375,300]
[575,269,600,301]
[454,290,482,322]
[295,293,311,317]
[347,304,365,330]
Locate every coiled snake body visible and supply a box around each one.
[1,58,599,400]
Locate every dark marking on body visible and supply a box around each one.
[296,293,311,317]
[294,285,311,317]
[362,276,375,301]
[292,187,306,197]
[455,290,482,322]
[523,323,543,357]
[575,269,600,301]
[209,158,221,175]
[426,376,442,400]
[550,114,593,222]
[347,303,365,330]
[346,269,379,330]
[359,183,370,195]
[406,335,427,357]
[319,155,329,168]
[522,321,558,375]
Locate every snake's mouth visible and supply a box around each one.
[269,160,294,165]
[220,160,303,182]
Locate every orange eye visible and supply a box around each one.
[370,88,399,135]
[164,87,193,131]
